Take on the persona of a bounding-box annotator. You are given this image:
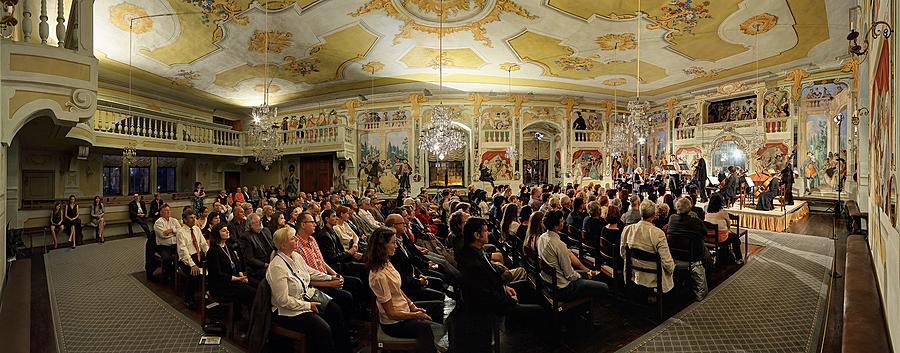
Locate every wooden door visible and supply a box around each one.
[298,155,334,192]
[224,172,240,192]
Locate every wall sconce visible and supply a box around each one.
[848,21,893,56]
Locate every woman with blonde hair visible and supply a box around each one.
[267,226,351,353]
[522,210,545,265]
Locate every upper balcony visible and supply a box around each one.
[75,105,354,158]
[2,0,97,144]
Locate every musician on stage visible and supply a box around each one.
[780,154,795,205]
[693,155,708,202]
[721,166,738,207]
[756,169,781,211]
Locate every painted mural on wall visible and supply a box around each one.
[357,109,411,128]
[481,150,513,181]
[870,40,897,225]
[572,150,604,182]
[480,107,512,130]
[801,81,849,195]
[357,131,408,195]
[706,95,757,123]
[674,105,700,128]
[649,122,668,162]
[282,110,342,129]
[763,89,790,119]
[572,109,603,130]
[755,143,788,173]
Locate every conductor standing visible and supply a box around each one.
[780,154,795,205]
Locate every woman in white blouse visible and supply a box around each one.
[266,227,351,353]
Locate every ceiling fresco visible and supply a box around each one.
[94,0,853,108]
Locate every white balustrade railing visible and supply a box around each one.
[4,0,86,51]
[93,107,241,148]
[359,120,409,130]
[573,129,603,143]
[483,130,510,143]
[281,125,341,146]
[675,127,696,140]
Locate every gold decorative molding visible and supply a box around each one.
[560,97,577,121]
[344,99,363,124]
[784,68,810,100]
[716,81,745,95]
[602,78,626,86]
[840,57,860,97]
[499,63,520,72]
[602,100,615,118]
[596,33,635,51]
[249,30,294,54]
[665,98,678,119]
[407,93,427,118]
[362,61,384,74]
[509,94,526,118]
[739,13,778,35]
[466,93,487,117]
[350,0,537,47]
[109,2,153,33]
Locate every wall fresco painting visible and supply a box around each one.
[572,150,604,183]
[481,150,513,181]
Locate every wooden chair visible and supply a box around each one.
[596,236,622,287]
[728,214,748,261]
[539,259,593,333]
[370,297,418,353]
[199,266,236,339]
[624,246,665,321]
[702,221,720,269]
[270,324,308,353]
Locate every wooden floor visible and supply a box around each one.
[2,213,849,353]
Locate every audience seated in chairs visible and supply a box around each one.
[149,192,165,223]
[293,211,364,321]
[239,213,275,285]
[90,196,106,243]
[538,210,608,324]
[49,201,63,249]
[385,213,447,303]
[620,200,676,295]
[522,211,545,266]
[367,227,443,353]
[566,197,588,233]
[704,194,743,265]
[582,201,607,248]
[154,204,181,283]
[267,226,352,353]
[455,217,543,352]
[621,195,642,226]
[666,197,710,301]
[653,204,670,230]
[175,209,208,309]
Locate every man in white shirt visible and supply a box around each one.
[176,209,208,309]
[154,204,181,283]
[356,197,382,230]
[620,200,676,293]
[538,210,608,325]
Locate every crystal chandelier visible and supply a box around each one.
[608,116,632,157]
[628,0,650,143]
[417,1,466,160]
[247,6,282,170]
[122,144,137,165]
[420,105,466,160]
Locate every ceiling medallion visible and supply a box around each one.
[739,13,778,35]
[682,66,722,78]
[350,0,537,47]
[109,2,153,33]
[362,61,385,73]
[596,33,635,51]
[603,78,626,86]
[249,30,293,54]
[646,0,712,37]
[499,63,520,72]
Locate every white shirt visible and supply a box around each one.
[176,225,209,267]
[154,217,181,246]
[537,230,579,289]
[358,208,382,228]
[266,251,331,317]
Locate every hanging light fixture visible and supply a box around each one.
[247,5,282,170]
[122,143,138,165]
[607,38,631,157]
[627,0,651,142]
[504,64,518,160]
[418,0,466,160]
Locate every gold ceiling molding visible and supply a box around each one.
[596,33,635,51]
[362,61,385,73]
[716,81,744,95]
[560,97,577,120]
[110,2,153,33]
[509,94,526,117]
[739,13,778,35]
[171,69,200,87]
[408,93,428,118]
[508,30,666,82]
[602,78,626,86]
[499,63,520,71]
[249,30,294,53]
[400,47,486,69]
[783,68,810,100]
[466,92,487,116]
[403,0,485,19]
[350,0,537,47]
[683,66,722,78]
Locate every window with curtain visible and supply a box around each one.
[129,167,150,194]
[156,157,177,193]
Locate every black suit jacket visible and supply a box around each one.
[149,199,164,219]
[206,243,242,296]
[390,238,427,290]
[315,226,353,271]
[667,213,708,262]
[239,228,274,279]
[457,245,515,313]
[129,201,148,221]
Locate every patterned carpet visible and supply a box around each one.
[44,237,242,353]
[618,230,835,353]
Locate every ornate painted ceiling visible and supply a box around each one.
[94,0,854,109]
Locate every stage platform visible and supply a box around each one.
[725,201,809,232]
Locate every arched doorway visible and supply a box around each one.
[522,121,562,186]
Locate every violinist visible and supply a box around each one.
[755,169,780,211]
